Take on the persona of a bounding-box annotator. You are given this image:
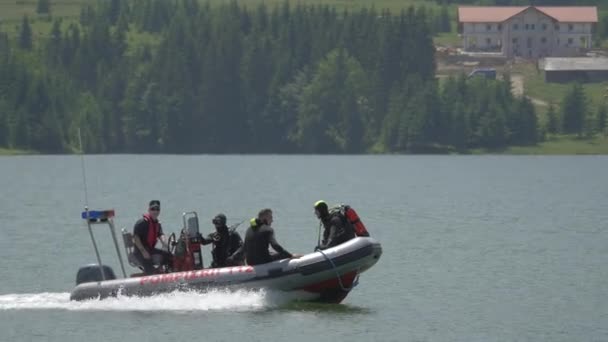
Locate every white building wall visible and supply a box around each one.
[462,23,503,51]
[461,8,594,58]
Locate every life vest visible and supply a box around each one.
[330,205,370,237]
[143,213,160,249]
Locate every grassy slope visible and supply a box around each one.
[0,147,37,155]
[504,135,608,154]
[513,62,608,111]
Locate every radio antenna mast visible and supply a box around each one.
[78,128,89,211]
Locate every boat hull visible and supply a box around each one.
[70,237,382,303]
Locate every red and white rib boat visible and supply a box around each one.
[70,209,382,303]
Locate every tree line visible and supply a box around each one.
[432,0,601,5]
[545,84,607,138]
[0,0,542,154]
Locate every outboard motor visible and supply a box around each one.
[76,264,117,285]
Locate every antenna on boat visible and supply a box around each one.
[77,128,108,280]
[77,128,89,212]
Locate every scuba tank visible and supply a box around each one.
[171,231,195,272]
[332,205,370,237]
[185,212,203,270]
[189,231,204,270]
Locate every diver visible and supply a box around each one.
[198,213,243,268]
[313,200,356,250]
[228,208,299,266]
[132,200,173,275]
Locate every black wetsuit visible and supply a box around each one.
[201,226,243,268]
[133,218,172,274]
[318,213,356,250]
[230,222,292,265]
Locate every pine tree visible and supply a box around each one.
[546,103,559,134]
[47,19,62,66]
[109,0,122,24]
[19,15,32,50]
[583,111,595,138]
[36,0,51,15]
[561,83,586,136]
[0,32,9,59]
[600,14,608,39]
[518,96,538,144]
[477,104,507,148]
[0,100,7,146]
[439,5,451,33]
[596,102,607,135]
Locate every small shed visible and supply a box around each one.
[541,57,608,83]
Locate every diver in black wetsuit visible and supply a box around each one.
[314,200,356,250]
[228,208,299,265]
[198,213,243,267]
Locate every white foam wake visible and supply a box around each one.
[0,289,299,312]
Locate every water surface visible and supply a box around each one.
[0,155,606,341]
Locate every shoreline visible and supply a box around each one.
[3,136,608,156]
[0,148,38,156]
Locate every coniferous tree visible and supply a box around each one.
[37,0,51,15]
[47,19,63,66]
[19,15,33,50]
[0,100,7,146]
[583,111,595,138]
[0,0,559,154]
[561,83,587,136]
[546,103,559,134]
[108,0,122,24]
[596,102,607,135]
[599,14,608,39]
[514,96,538,144]
[439,5,451,33]
[0,32,9,59]
[292,48,369,153]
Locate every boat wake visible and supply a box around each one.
[0,289,314,312]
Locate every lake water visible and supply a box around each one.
[0,155,607,342]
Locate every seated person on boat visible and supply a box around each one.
[228,208,298,265]
[132,200,173,274]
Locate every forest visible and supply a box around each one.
[0,0,597,153]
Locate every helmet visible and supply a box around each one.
[314,200,329,217]
[212,213,227,226]
[314,200,328,211]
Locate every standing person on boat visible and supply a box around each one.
[198,213,243,268]
[132,200,173,275]
[313,200,356,250]
[228,208,297,266]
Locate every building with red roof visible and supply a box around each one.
[457,6,598,58]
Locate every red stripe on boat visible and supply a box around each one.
[300,271,358,293]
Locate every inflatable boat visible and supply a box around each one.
[70,209,382,303]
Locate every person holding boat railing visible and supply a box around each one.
[132,200,173,275]
[227,208,301,266]
[197,213,244,268]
